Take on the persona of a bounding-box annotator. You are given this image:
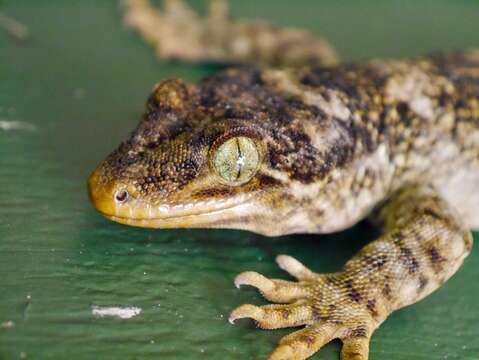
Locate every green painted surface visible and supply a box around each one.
[1,1,478,359]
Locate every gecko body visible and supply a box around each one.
[88,1,477,359]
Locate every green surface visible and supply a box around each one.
[1,1,478,359]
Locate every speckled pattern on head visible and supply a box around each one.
[88,1,478,359]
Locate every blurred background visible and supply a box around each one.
[1,1,478,359]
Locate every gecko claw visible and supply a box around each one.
[229,304,262,325]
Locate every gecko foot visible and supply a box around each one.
[230,255,381,360]
[122,0,230,62]
[122,0,337,66]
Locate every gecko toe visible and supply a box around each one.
[340,336,371,360]
[234,271,310,303]
[276,255,318,281]
[268,324,337,360]
[234,271,274,291]
[229,302,316,329]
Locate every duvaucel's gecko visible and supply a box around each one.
[88,1,478,358]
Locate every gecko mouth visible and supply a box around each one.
[91,193,253,228]
[102,205,245,229]
[90,186,254,229]
[88,168,257,229]
[95,196,258,229]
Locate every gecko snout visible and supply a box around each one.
[87,166,122,217]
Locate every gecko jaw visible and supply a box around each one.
[103,205,246,229]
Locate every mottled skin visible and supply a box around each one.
[88,1,478,359]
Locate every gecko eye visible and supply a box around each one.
[212,136,260,184]
[114,189,129,204]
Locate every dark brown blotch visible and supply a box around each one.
[311,307,321,322]
[427,246,445,265]
[256,174,283,187]
[348,326,369,338]
[299,335,315,348]
[422,207,444,221]
[399,246,419,274]
[418,276,429,292]
[192,187,235,199]
[396,101,410,118]
[366,299,379,318]
[363,254,387,269]
[344,279,363,303]
[382,283,392,299]
[391,232,405,244]
[281,309,291,320]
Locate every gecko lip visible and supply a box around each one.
[94,196,258,229]
[102,206,244,229]
[88,166,256,229]
[92,195,253,228]
[90,186,253,229]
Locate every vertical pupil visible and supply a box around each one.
[235,138,243,179]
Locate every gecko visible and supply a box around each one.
[87,1,478,359]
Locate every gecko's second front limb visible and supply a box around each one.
[230,186,473,360]
[122,0,337,67]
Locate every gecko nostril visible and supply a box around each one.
[114,190,129,204]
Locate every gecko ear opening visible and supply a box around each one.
[146,79,192,114]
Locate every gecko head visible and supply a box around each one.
[88,69,350,235]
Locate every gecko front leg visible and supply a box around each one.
[122,0,337,67]
[230,186,473,360]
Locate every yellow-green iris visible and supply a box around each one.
[212,137,260,184]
